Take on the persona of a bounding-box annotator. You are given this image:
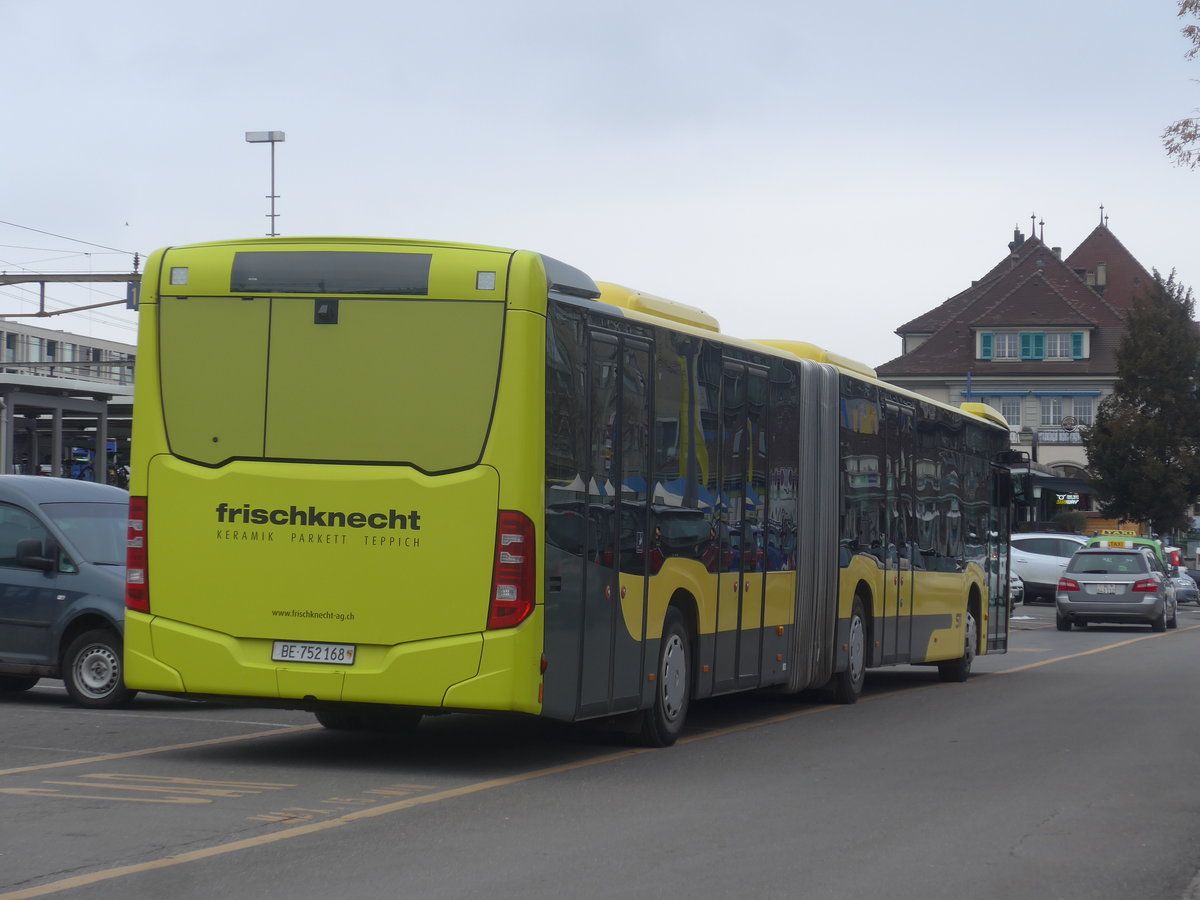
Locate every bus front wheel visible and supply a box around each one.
[639,607,691,748]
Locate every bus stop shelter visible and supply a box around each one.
[0,372,133,484]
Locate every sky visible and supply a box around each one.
[4,0,1199,366]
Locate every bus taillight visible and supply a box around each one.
[488,510,536,629]
[126,495,150,613]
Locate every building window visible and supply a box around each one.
[1072,397,1093,425]
[1000,397,1022,426]
[1045,333,1072,359]
[983,333,1020,359]
[980,330,1086,361]
[1041,397,1064,426]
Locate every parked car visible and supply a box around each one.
[0,476,134,708]
[1084,530,1171,568]
[1172,569,1199,605]
[1010,533,1088,602]
[1056,547,1178,632]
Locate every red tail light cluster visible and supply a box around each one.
[1132,578,1159,593]
[1057,577,1080,593]
[125,496,150,613]
[487,510,535,630]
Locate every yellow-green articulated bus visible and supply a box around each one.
[123,237,1015,746]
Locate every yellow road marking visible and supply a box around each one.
[4,625,1197,899]
[0,725,319,778]
[987,622,1200,675]
[0,789,210,805]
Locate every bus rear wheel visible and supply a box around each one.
[938,609,977,683]
[639,607,691,748]
[830,596,867,704]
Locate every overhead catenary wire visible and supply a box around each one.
[0,219,137,256]
[0,222,142,338]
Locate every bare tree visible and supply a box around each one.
[1164,0,1200,168]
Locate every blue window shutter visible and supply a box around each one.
[1033,333,1044,359]
[1019,332,1032,359]
[980,333,993,360]
[1071,332,1084,359]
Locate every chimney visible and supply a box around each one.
[1052,246,1062,258]
[1097,263,1107,288]
[1008,228,1026,253]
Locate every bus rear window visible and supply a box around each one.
[158,295,503,469]
[230,251,431,295]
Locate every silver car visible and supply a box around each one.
[1056,548,1178,632]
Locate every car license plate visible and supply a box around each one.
[271,641,356,665]
[1096,584,1117,594]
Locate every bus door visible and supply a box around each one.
[986,461,1013,651]
[713,360,769,693]
[578,331,651,717]
[880,398,915,664]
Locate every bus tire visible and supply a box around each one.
[639,607,691,748]
[831,596,867,704]
[62,628,137,709]
[937,608,977,683]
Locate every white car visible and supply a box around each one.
[1010,532,1088,602]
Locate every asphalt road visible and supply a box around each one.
[3,601,1200,900]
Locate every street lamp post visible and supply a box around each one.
[244,131,285,236]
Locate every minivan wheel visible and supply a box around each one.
[62,629,136,709]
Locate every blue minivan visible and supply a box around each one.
[0,475,133,708]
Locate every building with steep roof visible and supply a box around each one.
[876,219,1159,526]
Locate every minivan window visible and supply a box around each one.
[0,505,49,567]
[41,502,128,565]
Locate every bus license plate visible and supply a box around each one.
[271,641,356,665]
